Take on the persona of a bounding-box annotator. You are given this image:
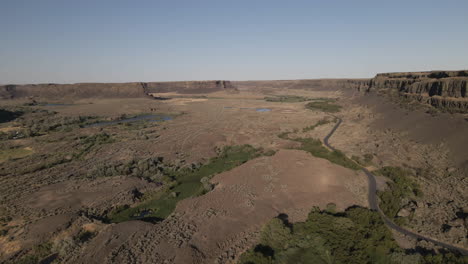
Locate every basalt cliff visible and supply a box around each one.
[367,70,468,113]
[1,71,467,112]
[0,80,235,100]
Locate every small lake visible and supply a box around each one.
[86,114,173,128]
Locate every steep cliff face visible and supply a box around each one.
[368,70,468,113]
[144,80,235,94]
[0,80,236,100]
[232,79,371,91]
[0,83,148,100]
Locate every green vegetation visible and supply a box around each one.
[87,157,172,183]
[279,129,360,170]
[75,132,115,158]
[351,153,374,166]
[14,242,53,264]
[5,154,71,177]
[376,166,422,225]
[0,133,115,177]
[239,206,467,264]
[421,252,468,264]
[265,96,336,103]
[238,207,403,264]
[0,108,101,140]
[297,138,361,170]
[0,109,22,123]
[278,119,360,170]
[302,118,333,132]
[0,146,33,163]
[265,95,311,103]
[108,145,265,223]
[305,101,342,113]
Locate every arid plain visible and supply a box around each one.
[1,72,467,263]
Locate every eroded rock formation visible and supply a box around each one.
[0,81,236,100]
[368,70,468,113]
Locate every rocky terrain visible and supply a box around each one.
[368,70,468,113]
[0,72,467,263]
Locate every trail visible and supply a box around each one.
[323,117,468,256]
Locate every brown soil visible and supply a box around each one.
[70,150,366,264]
[0,80,467,262]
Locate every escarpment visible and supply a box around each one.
[0,82,148,99]
[367,70,468,113]
[143,80,235,94]
[0,80,236,100]
[232,79,371,91]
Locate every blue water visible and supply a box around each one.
[86,114,173,127]
[256,108,271,112]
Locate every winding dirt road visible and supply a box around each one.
[324,117,468,256]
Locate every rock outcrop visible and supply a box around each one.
[368,70,468,113]
[232,79,370,92]
[143,80,235,94]
[0,83,148,100]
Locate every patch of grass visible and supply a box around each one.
[302,118,332,132]
[295,138,361,170]
[238,207,403,264]
[0,147,33,163]
[14,242,53,264]
[87,157,172,183]
[305,101,341,113]
[376,166,422,225]
[278,123,360,170]
[2,108,101,139]
[265,95,311,103]
[108,145,265,223]
[75,132,115,158]
[351,153,374,167]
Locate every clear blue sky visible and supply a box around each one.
[1,0,467,84]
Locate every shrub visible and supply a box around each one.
[305,101,342,113]
[239,207,400,264]
[302,118,332,132]
[376,166,422,222]
[108,145,266,223]
[265,95,311,103]
[296,138,361,170]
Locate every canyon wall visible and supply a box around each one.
[0,83,147,99]
[1,71,466,112]
[368,70,468,113]
[232,79,370,92]
[0,81,235,100]
[143,80,235,94]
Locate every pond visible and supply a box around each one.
[256,108,271,112]
[85,114,173,128]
